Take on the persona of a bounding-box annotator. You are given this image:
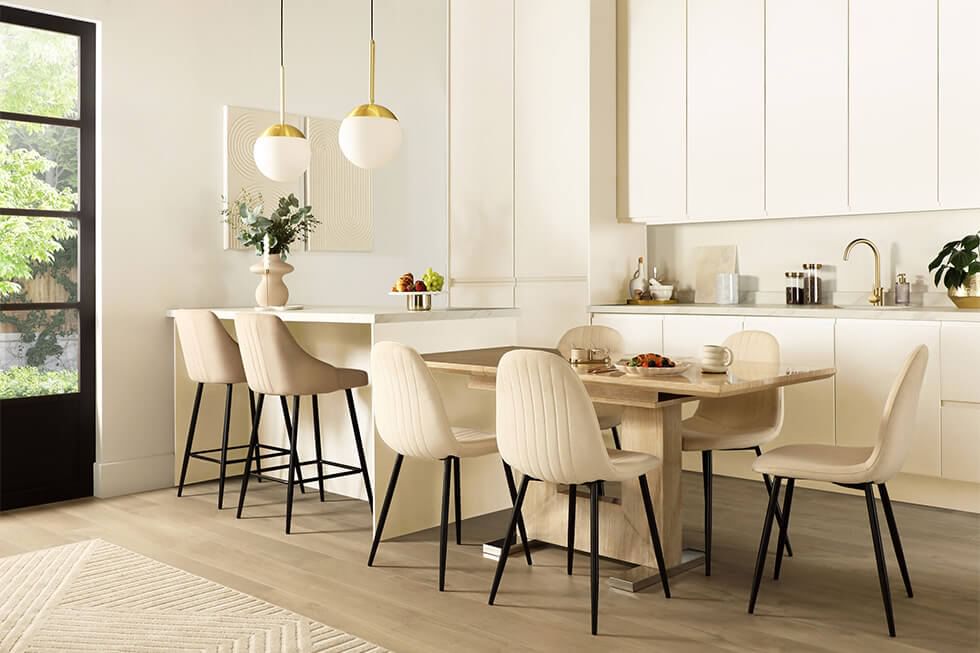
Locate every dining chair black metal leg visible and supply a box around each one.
[774,478,795,580]
[280,395,306,493]
[748,475,783,614]
[488,475,531,605]
[611,426,622,450]
[638,474,671,597]
[285,395,301,534]
[865,484,896,637]
[589,481,600,636]
[177,382,204,497]
[237,393,265,518]
[248,389,263,482]
[878,483,913,598]
[439,458,452,591]
[754,446,793,557]
[346,389,374,512]
[453,456,462,545]
[567,484,577,575]
[702,450,713,576]
[311,395,326,502]
[216,383,234,509]
[502,462,532,565]
[368,454,404,566]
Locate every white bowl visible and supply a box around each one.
[651,286,674,301]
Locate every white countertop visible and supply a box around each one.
[166,305,519,325]
[589,303,980,322]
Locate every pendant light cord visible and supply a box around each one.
[370,0,374,41]
[278,0,285,124]
[280,0,284,68]
[369,0,376,104]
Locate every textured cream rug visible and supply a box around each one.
[0,539,388,652]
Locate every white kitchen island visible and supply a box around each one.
[166,306,519,539]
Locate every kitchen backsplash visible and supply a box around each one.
[646,208,979,306]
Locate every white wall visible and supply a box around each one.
[646,209,979,306]
[14,0,448,496]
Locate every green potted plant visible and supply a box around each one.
[928,231,980,308]
[222,191,320,307]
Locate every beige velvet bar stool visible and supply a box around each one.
[748,345,928,638]
[233,312,373,534]
[489,349,670,636]
[681,330,791,575]
[367,341,532,591]
[174,309,285,509]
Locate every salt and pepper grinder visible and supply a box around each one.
[895,273,911,306]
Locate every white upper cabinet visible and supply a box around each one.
[765,0,848,216]
[619,0,686,221]
[448,0,514,286]
[849,0,938,212]
[686,0,765,220]
[939,0,980,208]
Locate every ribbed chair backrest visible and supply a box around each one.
[693,330,784,439]
[496,349,614,484]
[370,341,459,460]
[173,309,246,385]
[556,325,625,361]
[867,345,929,483]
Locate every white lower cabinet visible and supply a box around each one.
[590,313,664,356]
[661,315,744,358]
[941,403,980,483]
[835,319,942,477]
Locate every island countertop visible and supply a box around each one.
[165,305,519,325]
[589,303,980,322]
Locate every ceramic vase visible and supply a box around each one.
[249,253,294,308]
[949,272,980,309]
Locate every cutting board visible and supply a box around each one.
[693,245,737,303]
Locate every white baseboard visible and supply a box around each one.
[93,453,174,498]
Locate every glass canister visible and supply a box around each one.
[803,263,823,305]
[785,272,804,305]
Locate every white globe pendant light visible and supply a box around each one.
[254,0,310,182]
[340,0,402,169]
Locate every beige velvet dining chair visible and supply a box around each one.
[748,345,928,638]
[367,341,532,592]
[489,349,670,636]
[680,330,790,575]
[556,325,626,449]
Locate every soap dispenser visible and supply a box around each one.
[895,273,911,306]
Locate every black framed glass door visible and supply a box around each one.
[0,6,96,509]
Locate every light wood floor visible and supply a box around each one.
[0,472,976,652]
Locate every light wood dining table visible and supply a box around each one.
[423,346,836,591]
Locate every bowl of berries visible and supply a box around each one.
[389,268,445,311]
[615,353,690,377]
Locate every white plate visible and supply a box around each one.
[615,359,691,377]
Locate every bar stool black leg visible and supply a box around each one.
[589,481,600,636]
[216,384,234,509]
[638,474,671,597]
[865,484,896,637]
[311,395,326,502]
[453,456,462,545]
[177,383,204,497]
[748,475,783,614]
[488,475,531,605]
[878,483,913,598]
[280,395,306,493]
[285,395,301,534]
[567,484,577,575]
[611,426,622,450]
[774,478,795,580]
[236,393,265,518]
[368,454,404,566]
[346,389,374,512]
[755,446,793,557]
[439,458,452,591]
[248,390,263,482]
[702,450,713,576]
[502,462,533,565]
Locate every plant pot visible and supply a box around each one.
[948,272,980,309]
[249,253,294,308]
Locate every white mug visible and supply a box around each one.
[701,344,734,368]
[569,347,588,364]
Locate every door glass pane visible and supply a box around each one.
[0,119,79,210]
[0,23,79,119]
[0,216,78,303]
[0,308,79,398]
